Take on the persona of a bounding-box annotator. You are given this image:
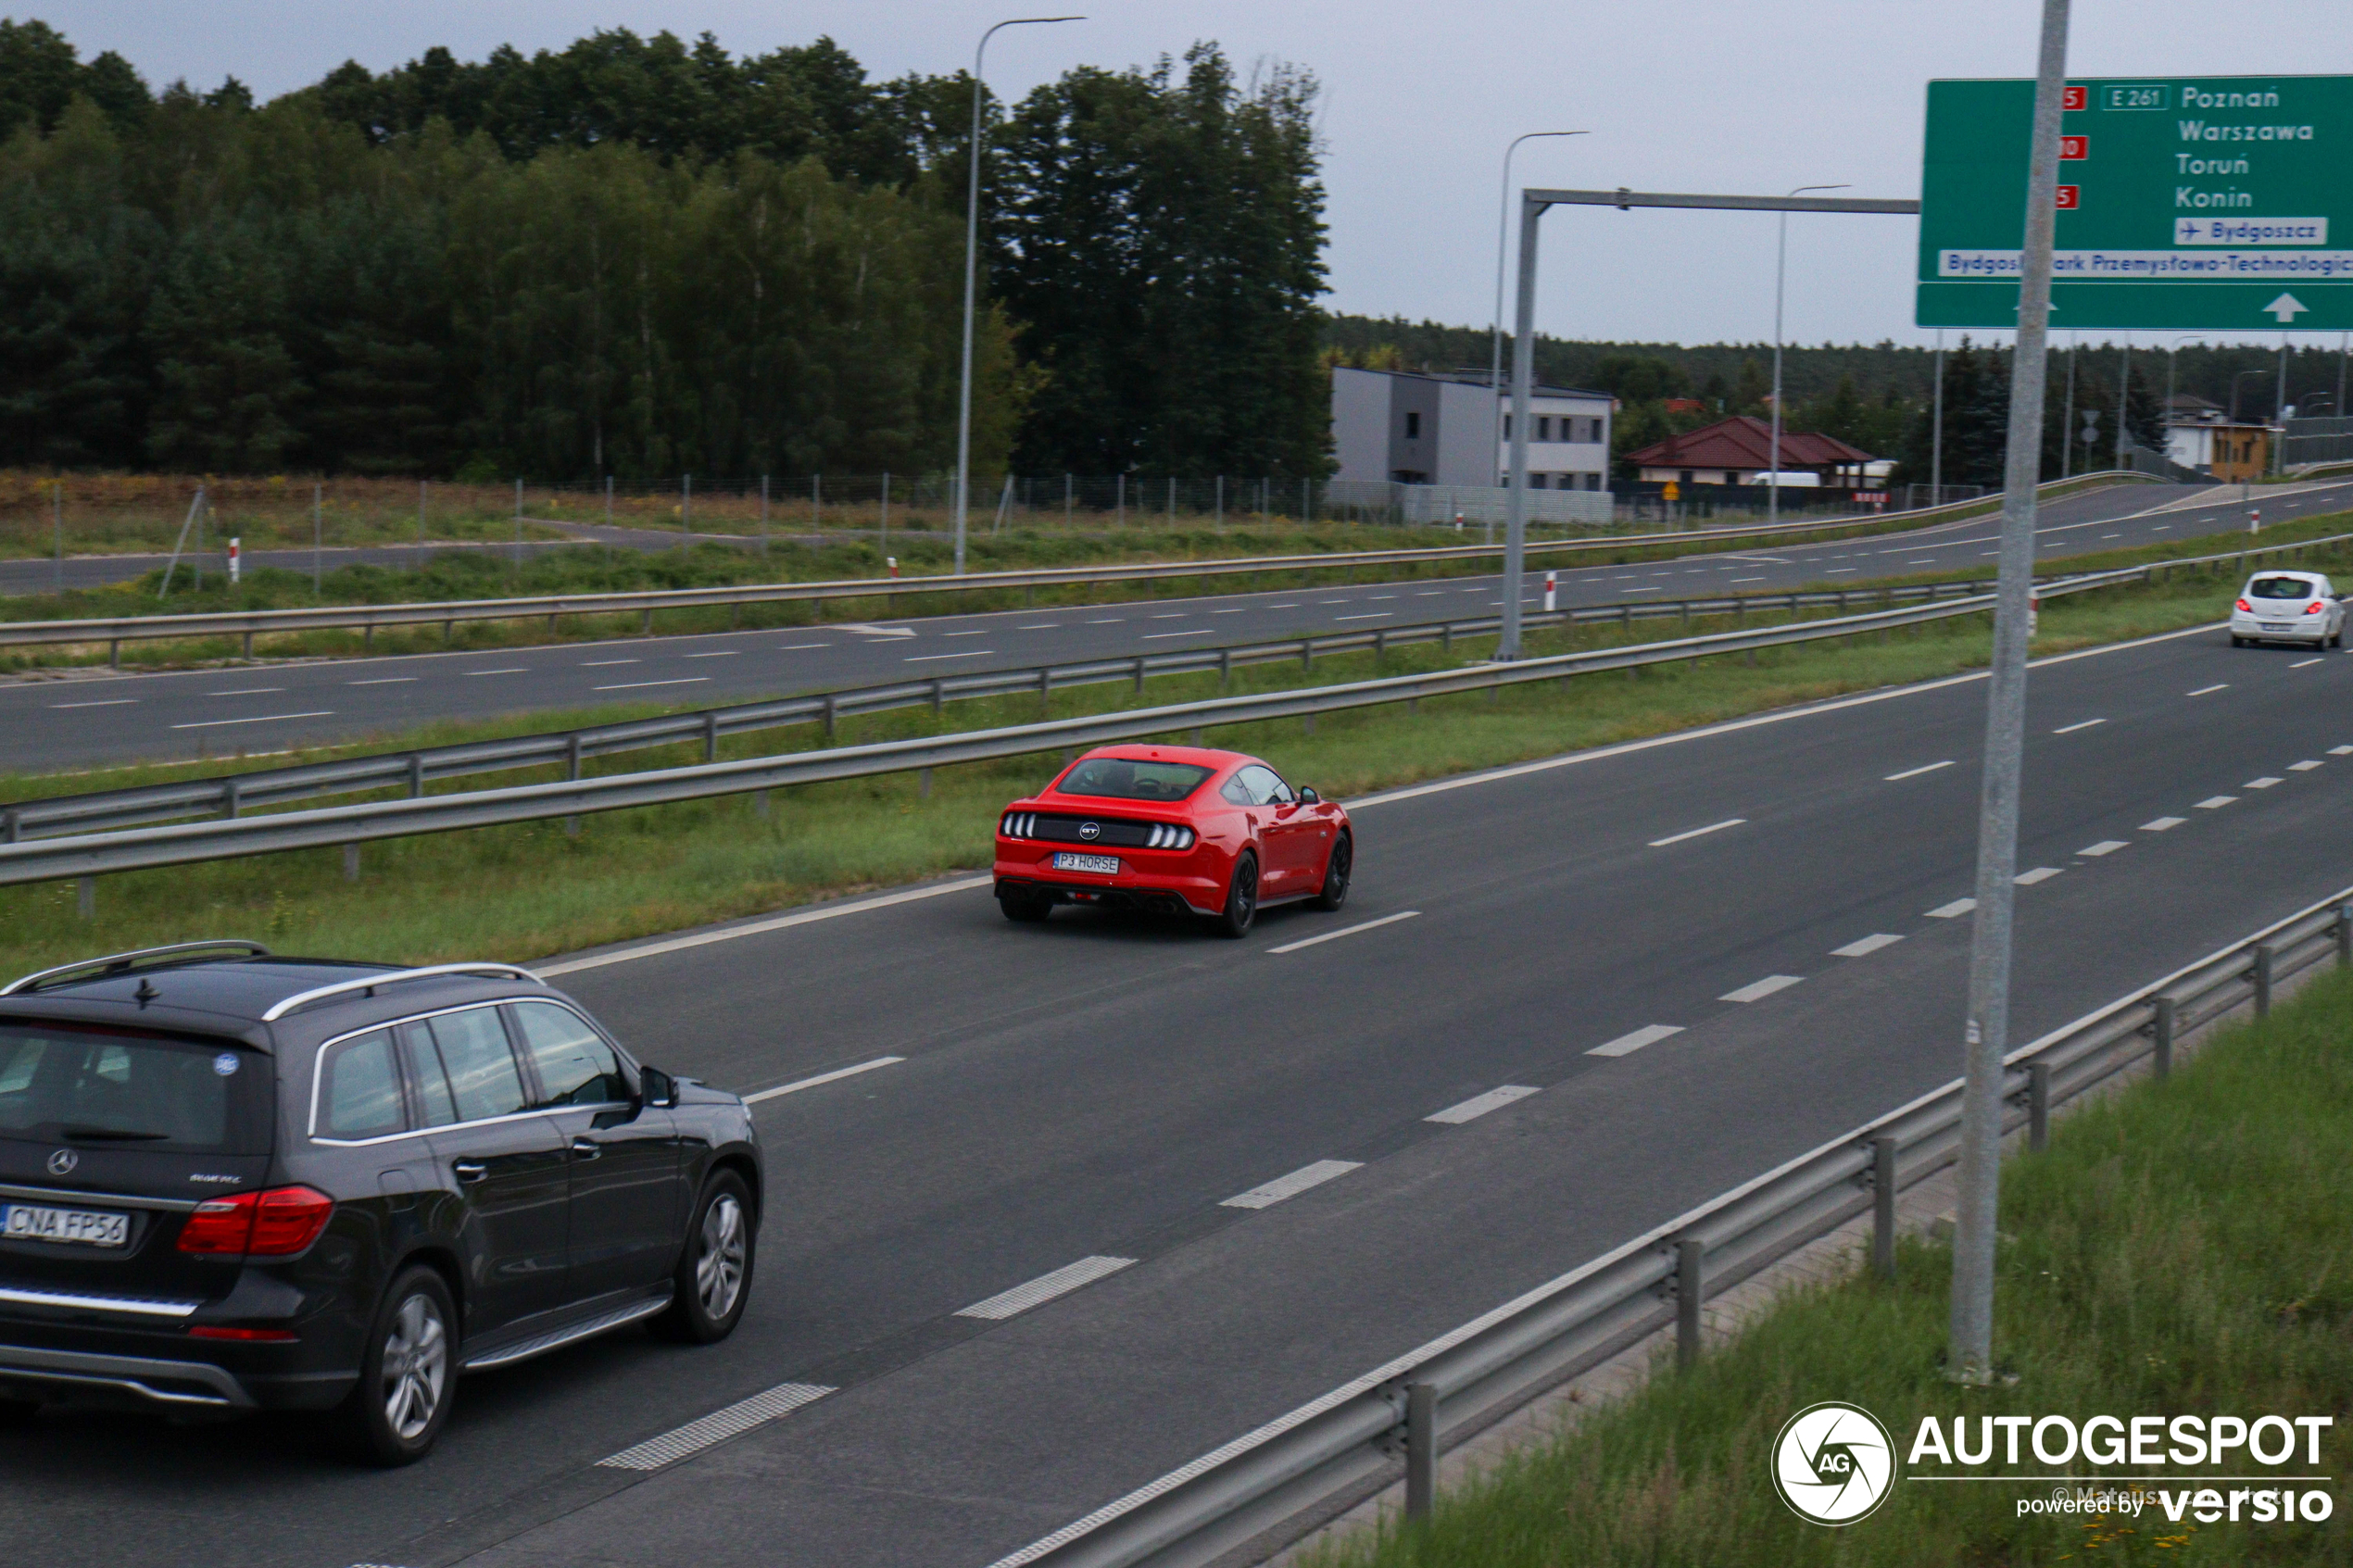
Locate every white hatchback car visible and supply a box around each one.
[2231,571,2347,648]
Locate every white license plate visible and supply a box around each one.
[2262,622,2296,632]
[1052,851,1122,875]
[2,1203,128,1248]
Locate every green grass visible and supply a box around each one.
[0,554,2285,983]
[1299,966,2353,1568]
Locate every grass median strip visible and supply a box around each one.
[0,557,2328,981]
[1296,962,2353,1568]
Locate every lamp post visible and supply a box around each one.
[1491,132,1587,477]
[2163,334,2203,472]
[1769,184,1848,522]
[952,14,1083,578]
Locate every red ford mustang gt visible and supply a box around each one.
[993,745,1352,936]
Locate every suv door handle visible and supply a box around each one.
[570,1138,602,1160]
[452,1160,488,1184]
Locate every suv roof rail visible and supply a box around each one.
[1,939,274,997]
[258,963,543,1022]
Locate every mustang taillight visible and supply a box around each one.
[1144,822,1196,850]
[177,1185,335,1258]
[1000,811,1038,839]
[2236,598,2253,613]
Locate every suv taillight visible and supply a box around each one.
[177,1185,334,1257]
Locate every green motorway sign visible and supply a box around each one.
[1918,75,2353,331]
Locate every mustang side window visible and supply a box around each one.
[1238,765,1293,806]
[320,1029,406,1139]
[510,1001,631,1109]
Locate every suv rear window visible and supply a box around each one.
[1057,758,1214,801]
[0,1022,269,1155]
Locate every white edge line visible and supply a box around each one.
[537,876,994,974]
[169,710,334,730]
[1265,910,1420,954]
[742,1056,905,1104]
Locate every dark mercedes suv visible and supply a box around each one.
[0,941,761,1464]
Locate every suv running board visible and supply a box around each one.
[462,1289,673,1372]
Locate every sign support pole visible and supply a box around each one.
[1951,0,2070,1386]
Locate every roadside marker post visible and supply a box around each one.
[1543,571,1557,611]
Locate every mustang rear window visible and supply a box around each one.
[2249,576,2321,599]
[0,1022,269,1154]
[1057,759,1214,802]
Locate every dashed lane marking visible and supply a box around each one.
[1587,1024,1683,1058]
[905,651,991,661]
[347,676,419,684]
[1831,934,1904,958]
[593,677,709,690]
[2333,746,2353,756]
[1885,760,1955,781]
[2053,718,2106,734]
[2245,776,2284,789]
[2078,841,2128,858]
[1720,974,1802,1004]
[207,686,285,696]
[2016,867,2063,884]
[1265,910,1421,955]
[1927,898,1977,918]
[2195,796,2235,809]
[2292,658,2324,669]
[1426,1085,1541,1124]
[2188,684,2229,696]
[580,659,639,667]
[956,1256,1136,1321]
[1220,1160,1362,1210]
[48,698,136,708]
[2142,817,2186,832]
[598,1383,834,1471]
[1648,817,1746,848]
[463,668,529,677]
[743,1056,905,1104]
[2290,759,2324,771]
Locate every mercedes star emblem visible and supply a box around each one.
[46,1148,78,1176]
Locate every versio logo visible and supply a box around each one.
[1772,1402,1897,1524]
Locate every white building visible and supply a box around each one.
[1330,368,1614,491]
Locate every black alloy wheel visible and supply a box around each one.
[335,1264,456,1466]
[1213,852,1259,938]
[1313,833,1353,911]
[658,1171,755,1344]
[999,890,1051,922]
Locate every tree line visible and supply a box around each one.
[0,19,1329,483]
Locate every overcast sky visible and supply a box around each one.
[34,1,2352,352]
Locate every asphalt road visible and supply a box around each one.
[10,478,2352,775]
[4,607,2352,1567]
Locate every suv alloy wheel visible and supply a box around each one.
[337,1264,456,1466]
[659,1172,754,1343]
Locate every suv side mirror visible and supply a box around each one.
[1298,786,1321,805]
[638,1067,678,1110]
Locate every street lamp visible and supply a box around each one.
[2229,368,2268,423]
[1770,184,1848,522]
[952,14,1083,577]
[2163,334,2203,471]
[1491,132,1588,477]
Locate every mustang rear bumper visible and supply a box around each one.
[995,869,1224,916]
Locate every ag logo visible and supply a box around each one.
[1078,822,1101,841]
[1771,1401,1895,1524]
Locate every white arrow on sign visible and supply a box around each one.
[2264,293,2309,323]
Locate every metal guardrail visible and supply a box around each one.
[0,579,2001,842]
[12,515,2346,851]
[0,578,2058,885]
[13,520,2353,886]
[983,887,2353,1568]
[0,472,2160,654]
